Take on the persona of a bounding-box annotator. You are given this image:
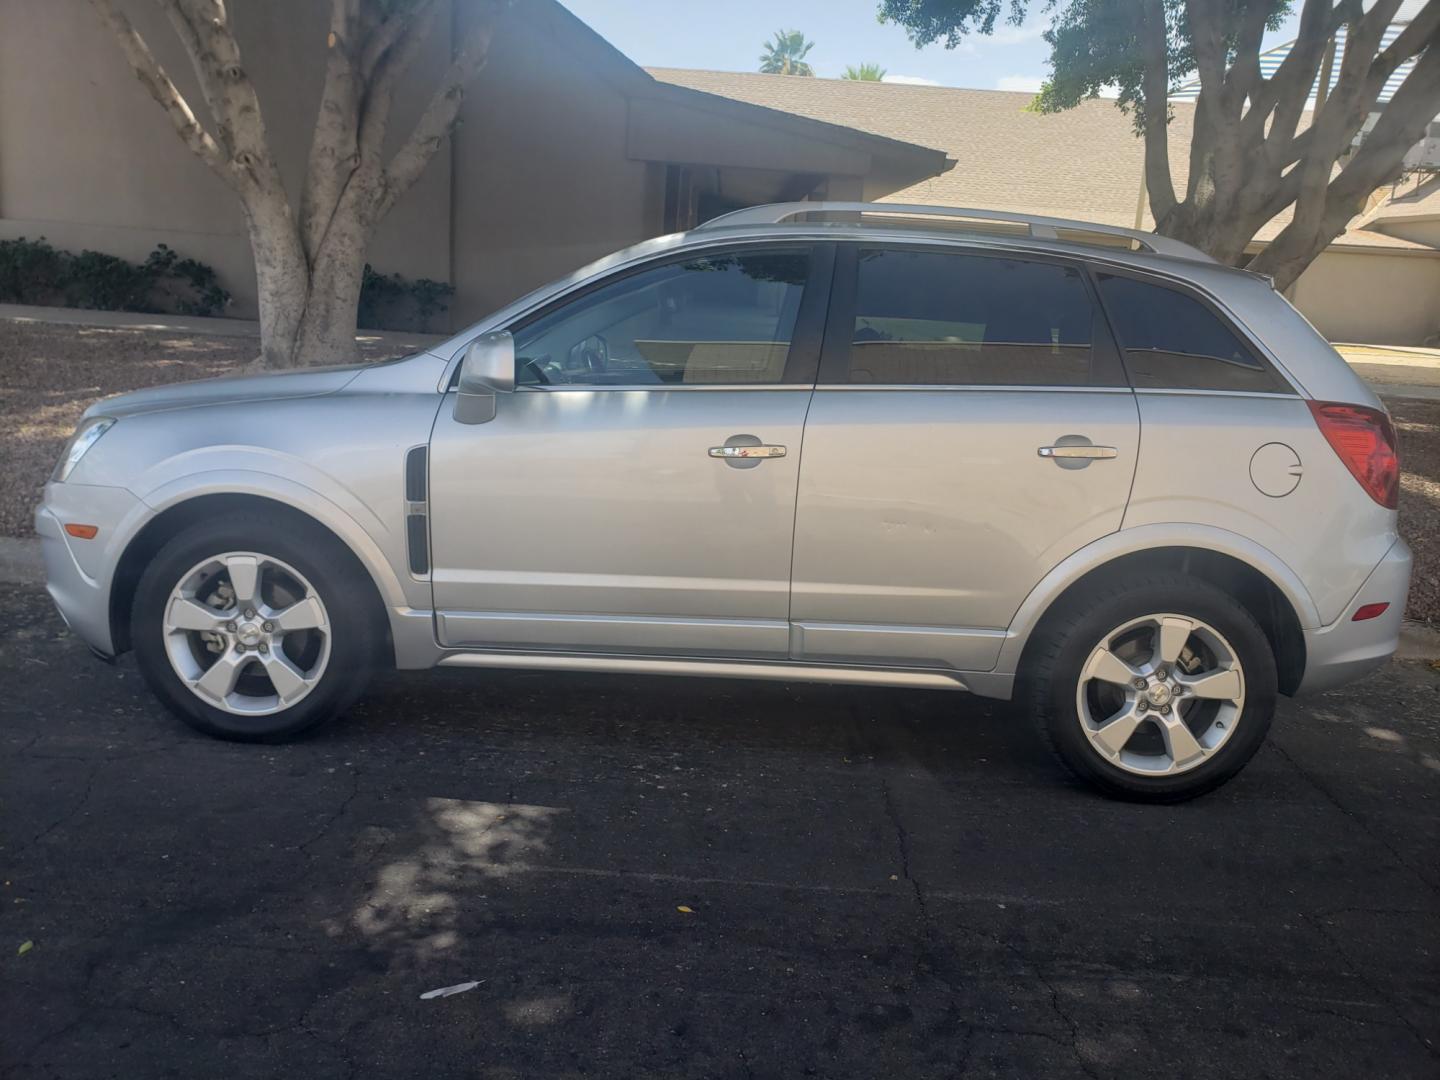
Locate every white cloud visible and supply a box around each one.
[995,74,1044,93]
[956,15,1049,53]
[882,74,942,86]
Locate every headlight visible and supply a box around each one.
[53,418,115,483]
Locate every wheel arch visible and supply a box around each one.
[110,493,394,664]
[1006,531,1312,696]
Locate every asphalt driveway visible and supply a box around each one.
[2,582,1437,1079]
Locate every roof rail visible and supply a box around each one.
[694,201,1214,262]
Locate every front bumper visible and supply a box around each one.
[1296,537,1413,695]
[35,482,146,659]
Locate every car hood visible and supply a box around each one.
[83,362,372,420]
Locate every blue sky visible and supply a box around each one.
[558,1,1303,92]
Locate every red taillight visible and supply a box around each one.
[1307,401,1399,509]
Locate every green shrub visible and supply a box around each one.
[0,236,231,317]
[358,264,453,333]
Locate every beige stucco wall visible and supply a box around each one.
[1288,248,1440,346]
[0,0,451,319]
[446,2,658,327]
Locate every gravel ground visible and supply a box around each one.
[1393,397,1440,627]
[2,320,1438,621]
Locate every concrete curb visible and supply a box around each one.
[0,302,446,350]
[2,531,1436,663]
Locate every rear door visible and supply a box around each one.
[789,243,1139,672]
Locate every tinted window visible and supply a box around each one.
[844,249,1095,386]
[1097,274,1286,393]
[514,249,809,386]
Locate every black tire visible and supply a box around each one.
[1025,572,1277,803]
[131,512,381,742]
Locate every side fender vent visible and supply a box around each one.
[405,445,428,502]
[404,446,429,575]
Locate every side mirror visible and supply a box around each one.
[454,331,515,424]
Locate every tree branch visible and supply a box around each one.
[1249,38,1440,288]
[89,0,233,183]
[301,0,366,259]
[160,0,281,181]
[379,1,506,219]
[360,0,440,80]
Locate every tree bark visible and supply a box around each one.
[94,0,507,369]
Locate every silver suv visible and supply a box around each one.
[37,203,1410,801]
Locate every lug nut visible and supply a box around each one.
[258,642,269,654]
[1132,677,1147,690]
[1137,700,1148,712]
[245,608,256,619]
[225,621,237,632]
[1155,668,1168,681]
[262,621,274,633]
[1158,704,1170,715]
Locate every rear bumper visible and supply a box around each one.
[1295,537,1412,695]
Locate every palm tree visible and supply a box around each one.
[842,63,887,81]
[759,30,815,76]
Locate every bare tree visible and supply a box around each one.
[92,0,510,368]
[881,0,1440,291]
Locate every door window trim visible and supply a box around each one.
[457,241,837,392]
[1083,263,1301,397]
[817,241,1129,390]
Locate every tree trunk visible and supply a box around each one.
[243,198,310,371]
[295,230,371,367]
[94,0,505,369]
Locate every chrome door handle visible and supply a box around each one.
[709,445,786,459]
[1038,445,1117,459]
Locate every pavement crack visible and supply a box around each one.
[1302,912,1440,1061]
[1269,738,1439,895]
[878,770,1099,1079]
[16,761,98,855]
[298,762,362,855]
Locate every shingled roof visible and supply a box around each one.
[648,68,1439,256]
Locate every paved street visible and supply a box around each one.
[2,582,1437,1079]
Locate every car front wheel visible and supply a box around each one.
[131,513,380,741]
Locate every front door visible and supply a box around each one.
[428,243,831,659]
[790,243,1140,672]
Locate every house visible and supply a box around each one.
[0,0,949,325]
[650,69,1440,347]
[2,0,1434,346]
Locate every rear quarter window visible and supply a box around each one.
[1096,274,1289,393]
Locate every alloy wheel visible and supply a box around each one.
[162,551,331,717]
[1075,613,1245,776]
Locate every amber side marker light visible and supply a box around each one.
[63,524,99,540]
[1352,602,1389,622]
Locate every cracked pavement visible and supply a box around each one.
[1,583,1437,1079]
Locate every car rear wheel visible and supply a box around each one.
[1027,573,1277,802]
[132,513,381,741]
